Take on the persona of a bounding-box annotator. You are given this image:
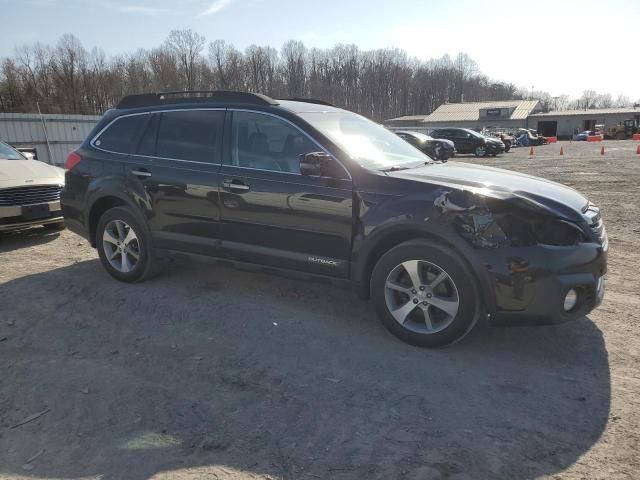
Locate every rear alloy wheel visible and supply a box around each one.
[96,206,156,282]
[371,240,479,347]
[102,219,141,274]
[474,145,487,157]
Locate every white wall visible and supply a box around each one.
[530,113,640,138]
[0,113,101,165]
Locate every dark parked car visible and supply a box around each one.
[62,91,607,348]
[430,128,505,157]
[395,131,456,161]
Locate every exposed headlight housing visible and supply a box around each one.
[530,219,586,246]
[490,208,587,246]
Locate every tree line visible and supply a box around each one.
[0,30,635,121]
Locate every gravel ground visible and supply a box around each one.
[1,140,639,479]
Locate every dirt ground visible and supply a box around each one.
[1,140,639,480]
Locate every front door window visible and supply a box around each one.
[230,111,318,174]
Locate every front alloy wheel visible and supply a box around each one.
[384,260,459,334]
[371,240,479,347]
[474,145,487,157]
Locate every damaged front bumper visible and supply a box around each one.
[432,189,608,325]
[485,242,607,326]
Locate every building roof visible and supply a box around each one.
[386,99,540,124]
[529,107,640,117]
[0,113,102,122]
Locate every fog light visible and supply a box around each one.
[564,289,578,312]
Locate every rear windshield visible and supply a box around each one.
[0,142,24,160]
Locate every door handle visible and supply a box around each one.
[222,180,250,191]
[131,169,152,178]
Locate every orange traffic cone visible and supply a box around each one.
[529,147,534,156]
[636,144,640,154]
[601,146,605,155]
[559,146,564,156]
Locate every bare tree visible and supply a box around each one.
[165,29,206,90]
[1,32,539,120]
[613,95,631,107]
[280,40,307,97]
[208,40,244,90]
[49,34,87,112]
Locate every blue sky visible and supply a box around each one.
[2,0,639,99]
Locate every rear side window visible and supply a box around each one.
[94,115,148,154]
[155,110,223,162]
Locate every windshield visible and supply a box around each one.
[402,132,432,142]
[464,129,484,138]
[298,111,430,170]
[0,142,25,160]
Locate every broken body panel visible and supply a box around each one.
[352,162,607,325]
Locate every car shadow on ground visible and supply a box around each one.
[0,227,62,254]
[0,259,610,479]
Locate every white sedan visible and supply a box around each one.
[0,141,65,232]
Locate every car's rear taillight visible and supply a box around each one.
[65,151,82,170]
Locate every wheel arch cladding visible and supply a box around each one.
[352,186,511,313]
[354,225,495,314]
[88,196,129,247]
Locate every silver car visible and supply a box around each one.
[0,141,65,232]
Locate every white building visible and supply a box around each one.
[528,107,640,138]
[0,113,101,166]
[384,100,542,133]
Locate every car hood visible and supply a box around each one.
[0,159,64,188]
[435,138,455,148]
[389,161,588,219]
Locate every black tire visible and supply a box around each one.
[43,221,65,231]
[96,206,157,282]
[370,240,480,348]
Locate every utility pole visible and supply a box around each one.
[37,102,54,164]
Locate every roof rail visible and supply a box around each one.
[116,91,279,109]
[284,98,335,107]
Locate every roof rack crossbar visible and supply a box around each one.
[285,98,334,107]
[116,91,279,109]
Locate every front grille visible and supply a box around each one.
[584,203,608,249]
[0,185,62,207]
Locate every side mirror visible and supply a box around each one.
[22,151,35,160]
[300,152,331,176]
